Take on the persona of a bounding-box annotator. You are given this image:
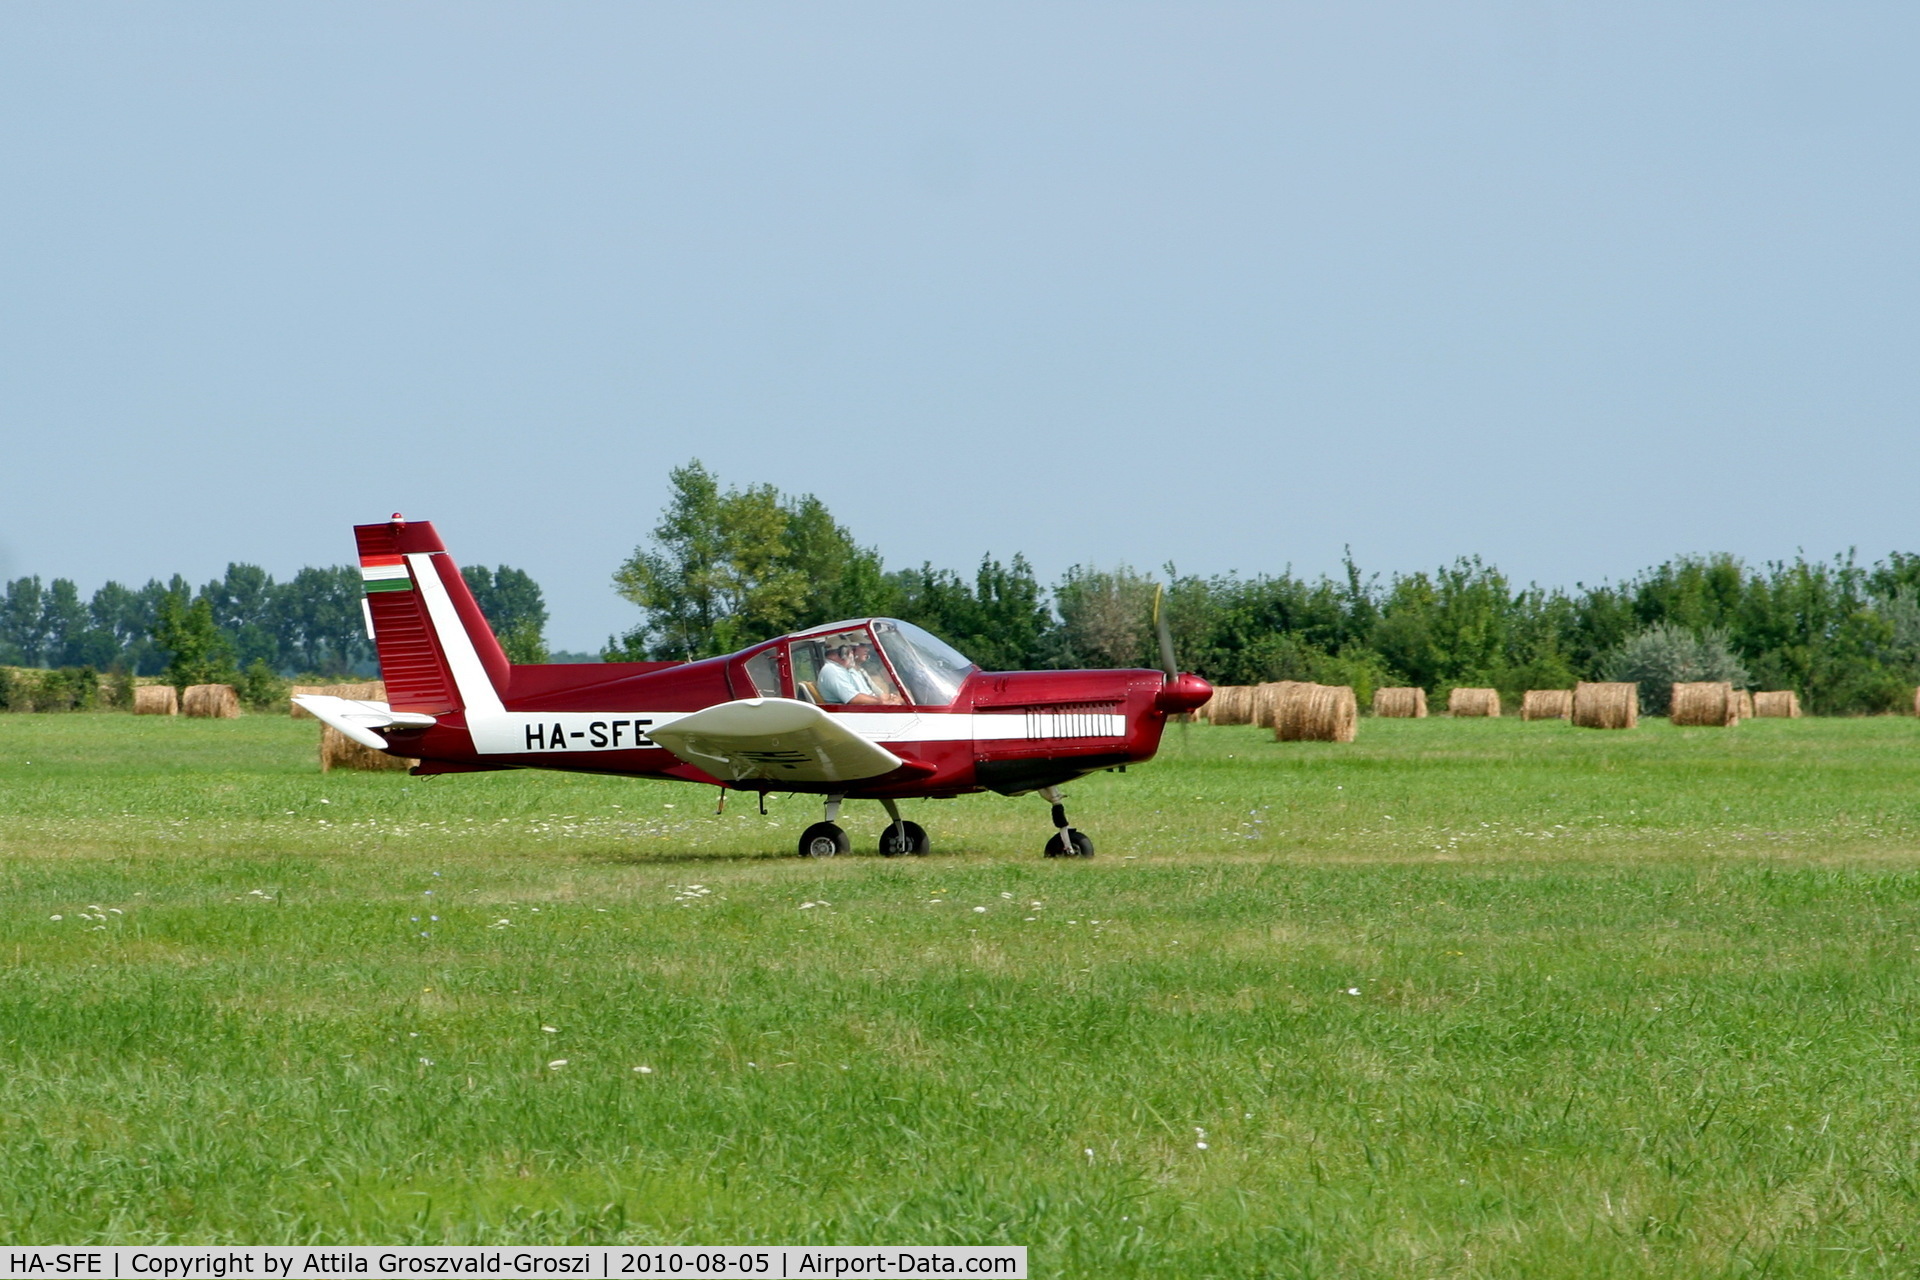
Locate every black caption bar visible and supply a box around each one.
[2,1248,1025,1280]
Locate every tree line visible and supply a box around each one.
[9,461,1919,716]
[609,461,1920,716]
[0,562,551,679]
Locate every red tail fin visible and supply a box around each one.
[354,517,508,716]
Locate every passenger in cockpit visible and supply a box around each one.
[816,645,882,705]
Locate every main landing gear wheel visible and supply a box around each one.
[798,822,850,858]
[878,820,930,857]
[1044,830,1095,858]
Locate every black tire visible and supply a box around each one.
[798,822,850,858]
[878,820,929,857]
[1044,830,1095,858]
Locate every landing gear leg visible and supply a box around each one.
[877,797,929,857]
[798,793,851,858]
[1040,785,1093,858]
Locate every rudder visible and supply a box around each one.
[354,516,508,716]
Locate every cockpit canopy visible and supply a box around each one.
[740,618,979,708]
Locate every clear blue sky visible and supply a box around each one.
[3,4,1916,651]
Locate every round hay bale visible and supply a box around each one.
[1372,687,1428,718]
[1671,681,1739,727]
[1735,689,1754,721]
[1753,690,1801,718]
[290,680,387,718]
[1572,681,1638,729]
[132,684,178,716]
[1253,681,1307,729]
[1271,683,1308,740]
[181,684,240,719]
[1274,683,1358,742]
[1521,689,1572,721]
[320,725,418,773]
[1218,685,1254,726]
[1448,687,1501,717]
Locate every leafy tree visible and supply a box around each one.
[891,555,1051,671]
[274,566,368,675]
[608,460,894,661]
[152,593,237,691]
[463,565,551,663]
[90,580,172,674]
[1054,565,1156,668]
[785,494,898,623]
[39,579,98,667]
[203,564,281,669]
[1,577,46,666]
[1601,624,1751,715]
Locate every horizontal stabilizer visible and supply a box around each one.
[292,695,437,751]
[647,697,907,784]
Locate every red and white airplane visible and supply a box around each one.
[295,516,1213,858]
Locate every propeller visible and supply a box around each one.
[1151,583,1212,715]
[1152,584,1179,683]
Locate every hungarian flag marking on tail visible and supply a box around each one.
[361,554,412,593]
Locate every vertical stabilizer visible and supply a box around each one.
[354,517,508,716]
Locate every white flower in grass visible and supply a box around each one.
[49,915,61,921]
[541,1025,558,1033]
[419,1058,434,1066]
[633,1065,653,1074]
[973,906,987,913]
[548,1059,567,1069]
[1346,988,1361,996]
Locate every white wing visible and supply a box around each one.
[646,697,906,784]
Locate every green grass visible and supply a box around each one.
[5,712,1920,1275]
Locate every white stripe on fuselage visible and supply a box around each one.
[465,710,1125,755]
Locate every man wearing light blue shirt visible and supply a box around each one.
[816,645,881,705]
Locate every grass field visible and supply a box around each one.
[5,712,1920,1276]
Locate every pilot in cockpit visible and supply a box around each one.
[815,644,882,705]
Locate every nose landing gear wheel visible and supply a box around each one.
[798,822,850,858]
[1044,830,1095,858]
[879,820,930,857]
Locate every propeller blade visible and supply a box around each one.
[1153,583,1178,682]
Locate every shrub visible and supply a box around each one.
[1601,624,1750,716]
[237,658,287,711]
